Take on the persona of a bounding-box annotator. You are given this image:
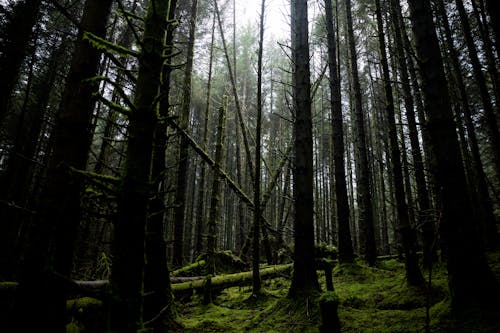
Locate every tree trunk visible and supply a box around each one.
[455,0,500,185]
[407,0,500,312]
[0,0,42,124]
[204,97,228,303]
[172,0,199,268]
[288,0,320,298]
[7,0,113,331]
[324,0,354,263]
[109,1,171,331]
[435,0,499,249]
[344,0,377,266]
[375,0,423,285]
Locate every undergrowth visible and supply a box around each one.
[178,251,500,332]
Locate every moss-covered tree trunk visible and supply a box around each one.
[288,0,320,298]
[324,0,354,264]
[109,1,171,331]
[407,0,500,312]
[7,0,113,331]
[205,97,228,303]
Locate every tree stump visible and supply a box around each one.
[319,291,340,333]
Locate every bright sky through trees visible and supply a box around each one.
[235,0,289,40]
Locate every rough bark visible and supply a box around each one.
[288,0,320,298]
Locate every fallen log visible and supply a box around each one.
[172,264,292,294]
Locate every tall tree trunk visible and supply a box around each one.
[205,97,228,303]
[109,1,171,331]
[143,1,177,331]
[0,0,42,124]
[252,0,266,296]
[288,0,320,298]
[172,0,198,268]
[324,0,354,263]
[435,0,499,249]
[194,8,216,258]
[454,0,500,185]
[375,0,423,285]
[7,0,113,331]
[389,0,435,267]
[344,0,377,266]
[407,0,500,312]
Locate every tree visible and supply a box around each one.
[374,0,423,286]
[0,0,42,124]
[252,0,266,296]
[407,0,500,312]
[344,0,377,266]
[323,0,354,263]
[108,0,172,331]
[7,0,114,331]
[172,0,198,268]
[288,0,320,298]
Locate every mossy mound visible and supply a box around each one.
[174,251,246,277]
[66,297,104,333]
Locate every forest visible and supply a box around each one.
[0,0,499,332]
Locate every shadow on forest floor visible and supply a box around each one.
[178,251,500,333]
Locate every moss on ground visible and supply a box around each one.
[178,250,500,332]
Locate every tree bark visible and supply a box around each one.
[288,0,320,298]
[407,0,500,312]
[324,0,354,263]
[344,0,377,265]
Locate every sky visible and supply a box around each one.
[234,0,290,40]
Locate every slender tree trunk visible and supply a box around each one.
[205,97,228,303]
[194,9,216,258]
[407,0,500,312]
[324,0,354,263]
[288,0,320,298]
[344,0,377,265]
[172,0,198,268]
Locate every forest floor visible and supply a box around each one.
[177,251,500,333]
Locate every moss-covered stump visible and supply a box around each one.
[66,297,104,333]
[319,291,340,333]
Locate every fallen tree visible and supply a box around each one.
[172,264,293,295]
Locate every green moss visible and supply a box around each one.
[176,250,500,332]
[320,291,339,304]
